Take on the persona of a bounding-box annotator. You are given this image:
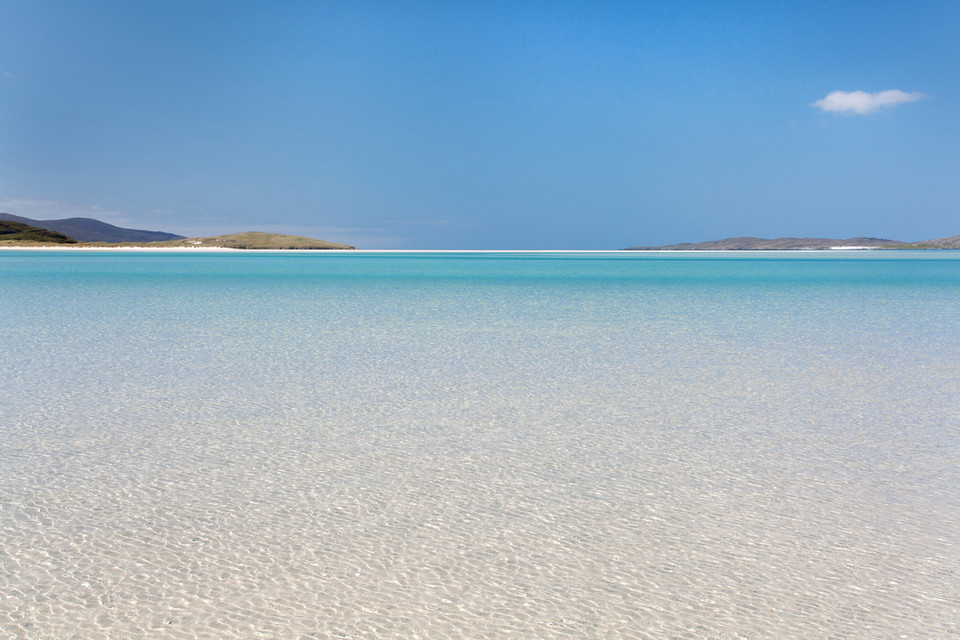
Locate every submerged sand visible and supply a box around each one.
[1,252,958,639]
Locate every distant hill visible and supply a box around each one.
[0,219,77,244]
[0,212,184,243]
[150,232,355,250]
[892,235,960,249]
[626,236,904,250]
[0,213,354,249]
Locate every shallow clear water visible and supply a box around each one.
[1,251,959,639]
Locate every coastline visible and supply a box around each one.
[0,246,925,253]
[0,245,357,252]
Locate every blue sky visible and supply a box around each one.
[1,1,957,248]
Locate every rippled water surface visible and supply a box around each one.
[2,251,959,639]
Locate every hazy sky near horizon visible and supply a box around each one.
[2,1,958,249]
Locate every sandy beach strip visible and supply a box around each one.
[0,245,359,252]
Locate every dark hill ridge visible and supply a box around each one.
[0,212,184,243]
[0,220,77,244]
[626,236,904,250]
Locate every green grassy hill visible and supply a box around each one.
[0,220,77,244]
[151,231,355,249]
[0,226,354,250]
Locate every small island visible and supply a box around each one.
[99,231,354,250]
[626,235,960,250]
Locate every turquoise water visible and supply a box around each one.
[2,251,959,639]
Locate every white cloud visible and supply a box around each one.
[812,89,926,115]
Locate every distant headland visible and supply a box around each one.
[626,235,960,250]
[5,211,959,251]
[0,213,355,250]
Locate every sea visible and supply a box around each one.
[1,250,958,639]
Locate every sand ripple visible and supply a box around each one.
[2,255,959,638]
